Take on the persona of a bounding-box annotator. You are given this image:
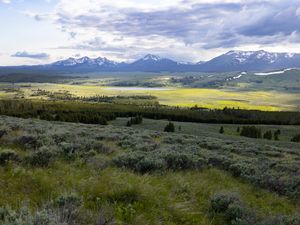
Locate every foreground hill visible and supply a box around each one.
[0,116,299,224]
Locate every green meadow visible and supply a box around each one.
[1,81,300,111]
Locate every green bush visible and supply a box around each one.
[291,134,300,142]
[163,152,205,170]
[263,130,272,140]
[211,192,300,225]
[55,193,82,208]
[25,149,54,167]
[136,157,164,173]
[0,130,7,138]
[279,215,300,225]
[0,206,60,225]
[113,151,207,173]
[211,192,257,225]
[225,202,248,222]
[211,192,240,213]
[55,193,82,224]
[130,115,143,125]
[164,122,175,132]
[0,150,19,165]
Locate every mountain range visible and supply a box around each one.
[3,50,300,73]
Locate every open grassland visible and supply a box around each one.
[0,116,299,225]
[1,164,299,225]
[111,118,300,142]
[1,82,300,111]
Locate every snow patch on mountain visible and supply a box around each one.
[226,72,247,81]
[52,56,117,67]
[254,68,295,76]
[141,54,161,61]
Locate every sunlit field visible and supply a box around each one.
[2,82,300,111]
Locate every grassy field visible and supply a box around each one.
[0,116,299,224]
[1,82,300,111]
[1,163,299,225]
[111,118,300,142]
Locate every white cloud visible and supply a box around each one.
[0,0,11,3]
[3,0,300,65]
[296,7,300,17]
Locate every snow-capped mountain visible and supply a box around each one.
[4,51,300,73]
[49,51,300,72]
[124,54,181,72]
[52,56,118,67]
[200,50,300,72]
[140,54,161,61]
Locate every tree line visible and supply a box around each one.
[0,99,300,125]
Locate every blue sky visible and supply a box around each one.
[1,0,300,65]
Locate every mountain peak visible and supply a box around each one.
[52,56,118,67]
[142,54,161,61]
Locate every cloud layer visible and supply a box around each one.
[32,0,299,61]
[3,0,300,65]
[0,0,11,4]
[12,51,50,59]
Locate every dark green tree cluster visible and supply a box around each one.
[291,134,300,142]
[239,126,281,141]
[240,126,262,139]
[274,129,280,140]
[1,99,300,126]
[263,130,272,140]
[126,115,143,127]
[164,122,175,132]
[55,112,108,125]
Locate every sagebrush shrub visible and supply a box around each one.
[25,149,53,167]
[0,150,19,165]
[211,192,240,213]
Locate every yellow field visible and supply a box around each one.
[6,83,299,111]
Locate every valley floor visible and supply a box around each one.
[1,82,300,111]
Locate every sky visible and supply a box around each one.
[1,0,300,65]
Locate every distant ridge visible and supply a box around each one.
[2,50,300,73]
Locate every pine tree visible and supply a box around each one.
[219,126,224,134]
[273,129,281,141]
[164,122,175,132]
[263,130,272,140]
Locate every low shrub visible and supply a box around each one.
[86,156,111,170]
[291,134,300,142]
[106,188,140,204]
[211,192,240,213]
[17,135,41,149]
[163,152,206,170]
[0,130,7,138]
[25,149,54,167]
[113,151,207,173]
[0,150,19,165]
[0,206,62,225]
[135,157,165,173]
[55,193,83,224]
[211,192,300,225]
